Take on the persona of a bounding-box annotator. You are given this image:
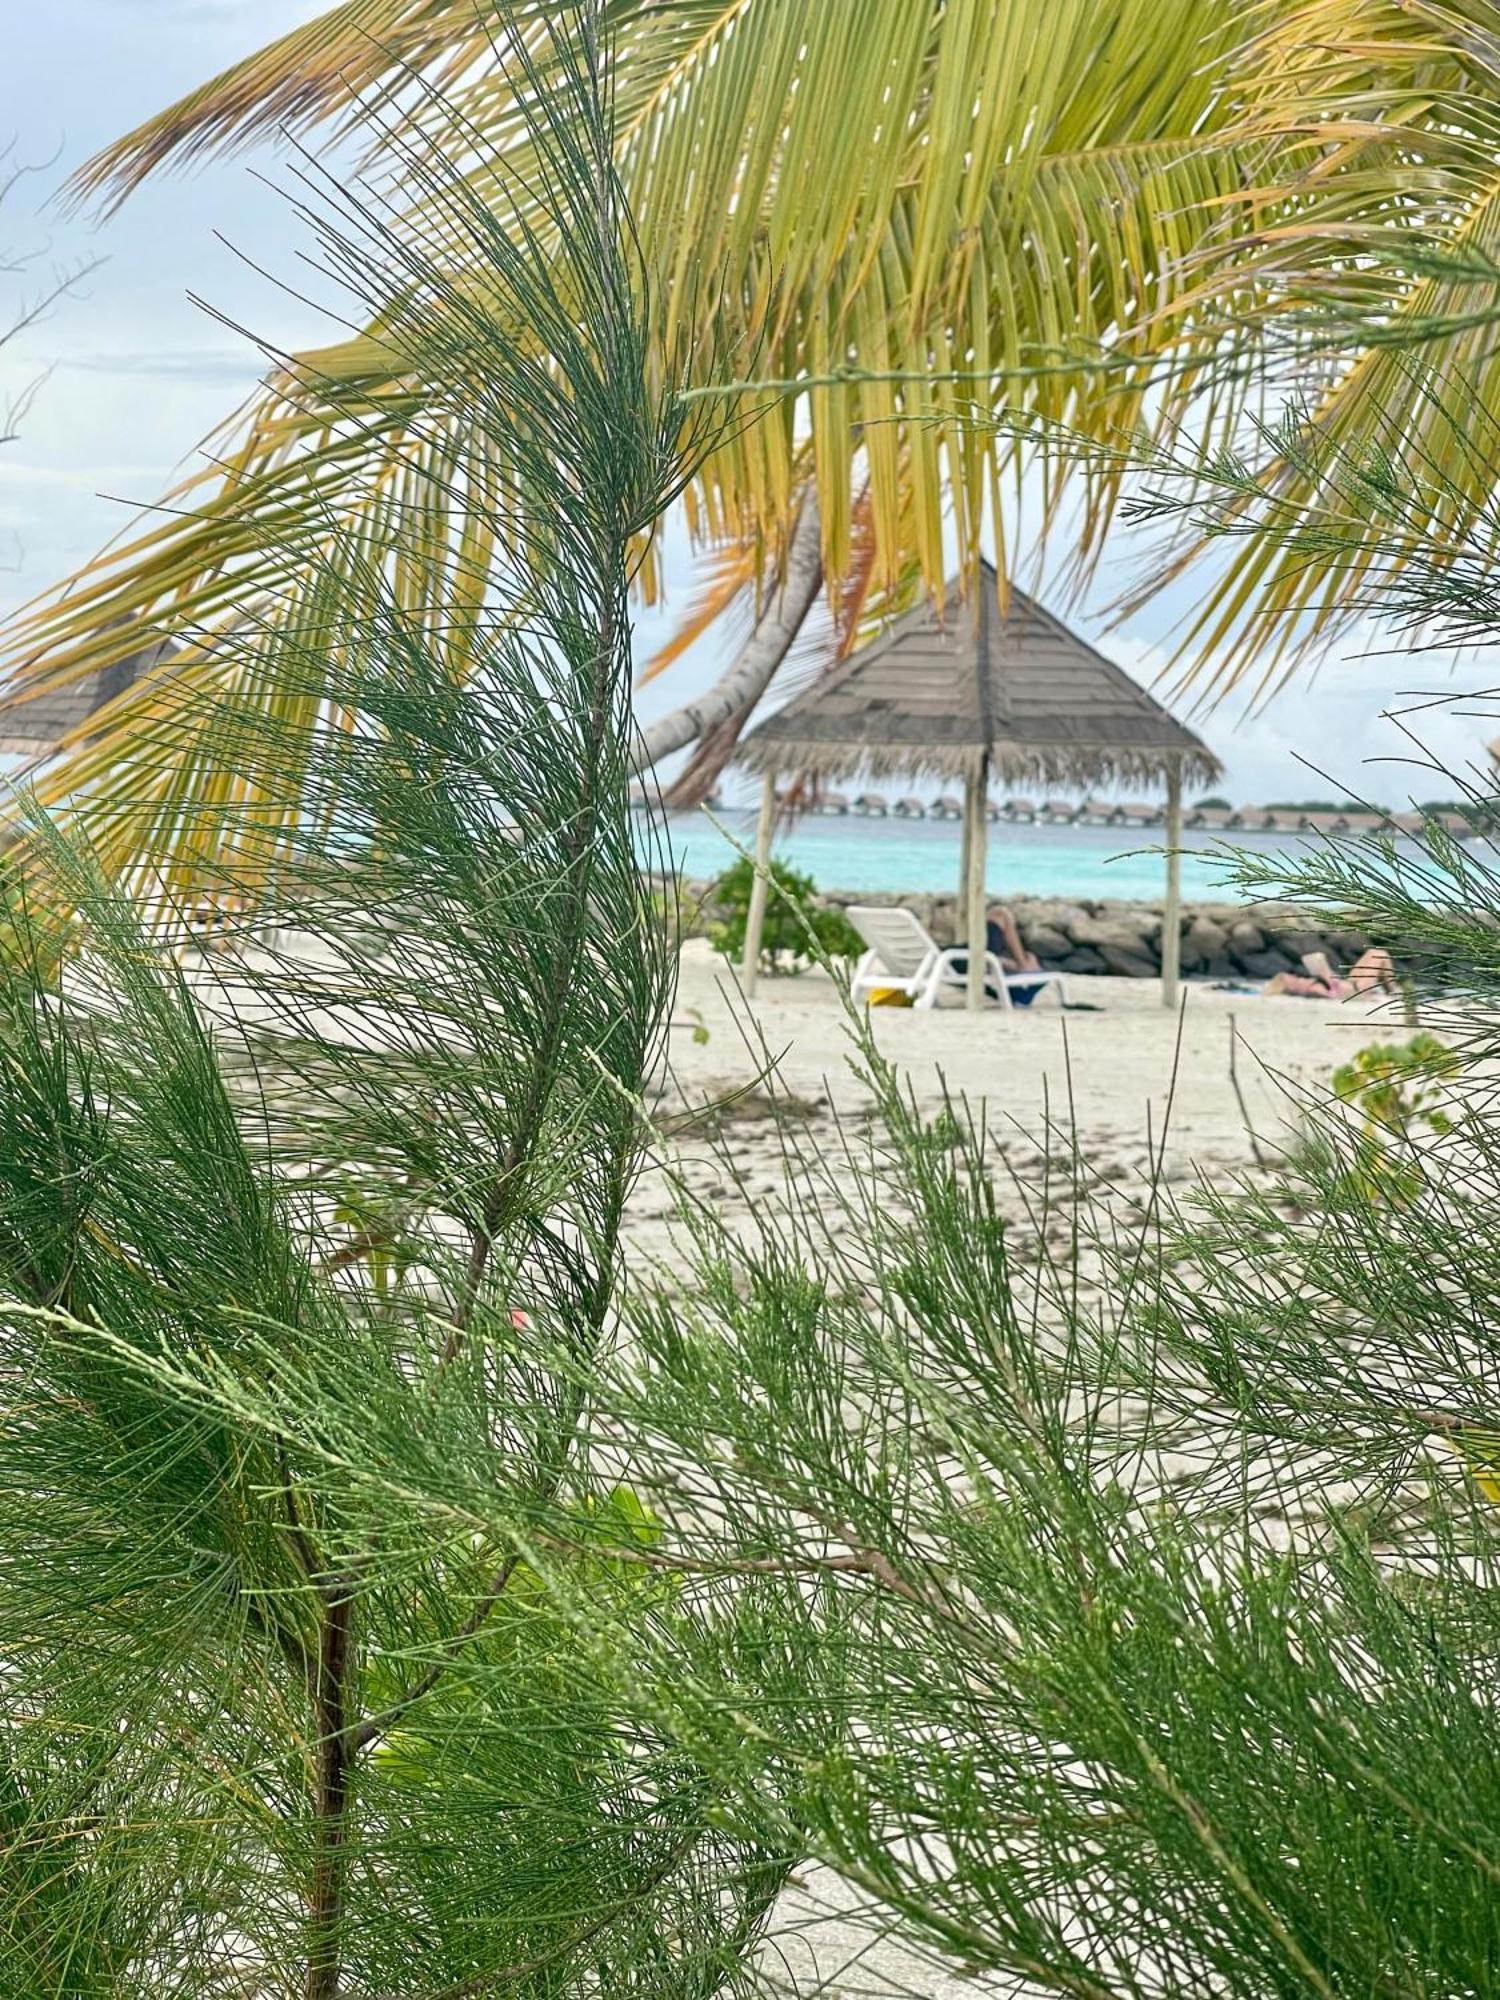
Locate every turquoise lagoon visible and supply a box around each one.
[650,808,1293,904]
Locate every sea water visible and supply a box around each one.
[647,809,1297,903]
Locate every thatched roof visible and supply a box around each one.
[0,626,177,761]
[738,563,1219,789]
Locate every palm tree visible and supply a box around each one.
[3,0,1494,886]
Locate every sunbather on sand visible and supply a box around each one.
[986,904,1042,975]
[1264,947,1395,1000]
[984,904,1050,1006]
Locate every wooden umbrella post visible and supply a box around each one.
[965,755,990,1013]
[1161,753,1183,1011]
[741,770,777,998]
[957,786,973,930]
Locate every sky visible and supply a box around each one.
[2,0,1496,809]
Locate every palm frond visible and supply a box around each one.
[15,0,1500,878]
[636,540,759,690]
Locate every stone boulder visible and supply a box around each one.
[1019,924,1073,961]
[926,898,958,947]
[1264,927,1328,963]
[1097,939,1160,978]
[1067,911,1163,951]
[1323,927,1373,961]
[1237,948,1296,980]
[1058,946,1108,975]
[1227,919,1267,959]
[1015,899,1092,936]
[1178,916,1228,971]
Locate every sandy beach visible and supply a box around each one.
[628,940,1402,1263]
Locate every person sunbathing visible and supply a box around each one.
[986,903,1042,976]
[1264,947,1395,999]
[984,904,1050,1006]
[948,904,1047,1004]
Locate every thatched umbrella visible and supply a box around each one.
[0,625,177,762]
[735,563,1219,1009]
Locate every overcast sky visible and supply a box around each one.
[2,0,1495,806]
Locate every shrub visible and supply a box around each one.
[708,854,864,974]
[606,803,1500,1996]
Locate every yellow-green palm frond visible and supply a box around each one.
[68,1,532,209]
[1129,0,1500,689]
[8,0,1475,887]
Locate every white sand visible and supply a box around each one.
[625,941,1402,1259]
[627,943,1407,1998]
[667,938,1393,1133]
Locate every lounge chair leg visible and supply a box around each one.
[985,953,1011,1011]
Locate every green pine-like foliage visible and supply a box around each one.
[11,13,1500,1997]
[580,331,1500,1991]
[594,796,1500,1997]
[0,14,799,1995]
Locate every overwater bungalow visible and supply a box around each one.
[818,790,851,815]
[892,796,927,820]
[1385,806,1476,839]
[1188,805,1235,832]
[930,794,964,821]
[1039,799,1081,823]
[1232,805,1277,830]
[1297,809,1348,835]
[1001,798,1037,822]
[1076,796,1116,824]
[853,791,889,816]
[1113,801,1162,827]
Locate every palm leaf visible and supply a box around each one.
[3,0,1472,881]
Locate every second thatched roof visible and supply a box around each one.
[738,562,1219,791]
[0,624,181,763]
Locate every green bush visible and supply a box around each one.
[609,796,1500,1999]
[708,855,864,974]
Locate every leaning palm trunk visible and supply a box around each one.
[0,14,798,1996]
[632,490,824,780]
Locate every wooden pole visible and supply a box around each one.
[1161,754,1182,1011]
[741,771,777,998]
[966,755,990,1012]
[957,784,973,938]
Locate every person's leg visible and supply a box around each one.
[1269,971,1340,998]
[1347,946,1395,994]
[987,904,1040,972]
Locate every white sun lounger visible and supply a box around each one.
[845,905,1068,1011]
